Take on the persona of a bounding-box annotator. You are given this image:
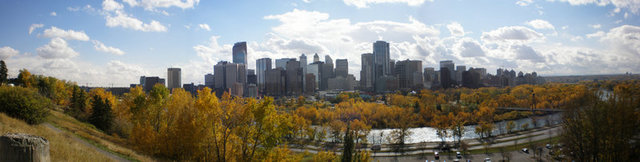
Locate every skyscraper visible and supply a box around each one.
[395,60,422,90]
[456,65,466,84]
[214,61,245,96]
[313,53,320,62]
[360,53,374,91]
[275,58,295,70]
[285,60,302,95]
[373,41,390,77]
[256,58,272,94]
[205,73,214,88]
[335,59,348,78]
[299,54,307,92]
[232,42,247,65]
[440,60,455,83]
[167,68,181,90]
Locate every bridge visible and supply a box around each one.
[497,107,565,112]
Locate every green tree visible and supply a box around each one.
[0,60,7,85]
[342,124,354,162]
[89,95,114,132]
[0,86,51,124]
[17,69,34,87]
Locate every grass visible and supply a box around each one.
[46,110,154,162]
[0,112,112,162]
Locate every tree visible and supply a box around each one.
[0,86,51,124]
[506,120,516,134]
[17,69,34,87]
[0,60,7,85]
[89,95,114,132]
[342,124,354,162]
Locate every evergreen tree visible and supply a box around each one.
[0,60,7,85]
[89,95,114,132]
[342,124,354,162]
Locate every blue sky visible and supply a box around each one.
[0,0,639,86]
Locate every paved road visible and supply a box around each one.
[374,149,553,162]
[44,123,129,162]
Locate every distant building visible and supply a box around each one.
[360,53,374,91]
[305,73,316,96]
[440,67,453,89]
[307,62,323,90]
[462,69,481,88]
[275,58,296,70]
[320,62,334,90]
[214,61,246,96]
[440,60,455,86]
[140,76,165,92]
[205,73,214,89]
[373,41,391,77]
[395,59,422,90]
[183,83,196,95]
[423,67,436,88]
[375,76,398,93]
[232,42,247,65]
[299,54,307,92]
[328,75,356,91]
[335,59,348,78]
[265,67,286,96]
[167,68,181,91]
[285,60,303,96]
[247,69,257,85]
[456,65,466,84]
[256,58,272,95]
[313,53,320,63]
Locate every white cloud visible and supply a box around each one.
[600,25,640,59]
[50,12,57,16]
[36,38,79,59]
[121,0,200,10]
[526,19,555,30]
[589,24,602,29]
[586,31,605,38]
[516,0,533,6]
[105,12,168,32]
[447,22,465,37]
[343,0,429,8]
[481,26,544,44]
[92,40,125,55]
[0,46,19,60]
[554,0,640,15]
[455,38,485,57]
[199,24,210,31]
[302,0,312,3]
[42,26,90,41]
[512,45,544,62]
[102,0,124,11]
[29,24,44,35]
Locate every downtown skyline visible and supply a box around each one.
[1,0,639,87]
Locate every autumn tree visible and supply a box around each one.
[17,68,34,87]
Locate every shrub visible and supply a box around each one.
[0,86,51,124]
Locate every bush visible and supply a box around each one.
[0,86,52,124]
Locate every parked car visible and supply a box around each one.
[546,144,552,149]
[522,148,529,153]
[484,157,491,162]
[456,151,462,159]
[434,151,439,160]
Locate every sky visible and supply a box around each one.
[0,0,639,87]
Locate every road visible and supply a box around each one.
[43,123,129,162]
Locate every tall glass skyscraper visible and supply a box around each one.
[373,41,390,77]
[232,42,247,65]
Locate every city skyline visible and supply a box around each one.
[1,0,639,87]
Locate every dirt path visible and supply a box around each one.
[43,123,130,162]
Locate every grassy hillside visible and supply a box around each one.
[0,112,112,161]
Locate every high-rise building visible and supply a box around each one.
[307,62,323,90]
[205,73,214,89]
[285,60,303,96]
[214,61,246,96]
[299,54,307,92]
[440,60,455,84]
[395,60,422,90]
[304,73,316,96]
[313,53,320,62]
[440,67,453,89]
[423,67,436,88]
[247,69,257,85]
[456,65,466,84]
[167,68,181,91]
[335,59,348,78]
[320,62,334,90]
[360,53,374,91]
[265,68,286,96]
[325,55,333,69]
[140,76,165,92]
[373,41,390,76]
[232,42,247,65]
[275,58,295,70]
[256,58,272,94]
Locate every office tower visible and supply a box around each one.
[307,62,323,90]
[456,65,466,84]
[328,74,356,91]
[275,58,295,70]
[232,42,247,65]
[373,41,390,77]
[256,58,272,93]
[395,60,422,90]
[304,73,316,96]
[247,69,257,85]
[167,68,181,91]
[440,60,455,84]
[313,53,320,62]
[475,68,487,79]
[335,59,348,78]
[360,53,374,91]
[140,76,164,92]
[423,67,436,88]
[325,55,333,69]
[320,62,333,90]
[205,73,214,89]
[265,68,286,96]
[213,61,245,96]
[299,53,307,92]
[440,67,453,89]
[462,68,481,88]
[183,83,195,95]
[285,60,303,95]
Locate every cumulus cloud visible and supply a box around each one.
[343,0,429,8]
[105,12,168,32]
[199,24,210,31]
[42,26,90,41]
[102,0,124,11]
[481,26,544,44]
[121,0,200,10]
[526,19,555,30]
[92,40,125,55]
[447,22,465,37]
[29,24,44,35]
[0,46,19,60]
[36,38,79,59]
[554,0,640,15]
[455,38,485,57]
[512,45,544,62]
[516,0,533,6]
[600,25,640,59]
[50,12,57,16]
[586,31,605,38]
